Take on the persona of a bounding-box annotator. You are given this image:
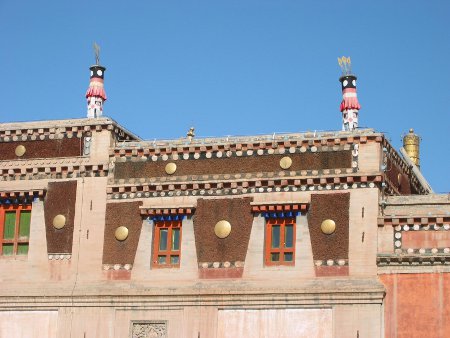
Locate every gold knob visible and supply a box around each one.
[15,145,26,157]
[115,226,129,241]
[321,219,336,235]
[165,162,177,175]
[52,214,66,229]
[214,220,231,238]
[279,156,292,170]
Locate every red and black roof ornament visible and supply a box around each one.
[338,57,361,131]
[86,43,107,118]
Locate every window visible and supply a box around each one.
[0,204,32,256]
[265,217,295,266]
[152,220,182,268]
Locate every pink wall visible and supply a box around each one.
[381,273,450,338]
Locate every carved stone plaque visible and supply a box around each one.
[131,321,167,338]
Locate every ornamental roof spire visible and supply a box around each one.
[86,42,107,118]
[338,56,361,131]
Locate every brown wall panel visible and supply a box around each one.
[307,193,350,261]
[386,158,414,195]
[194,197,254,263]
[44,181,77,254]
[102,201,143,265]
[0,138,84,160]
[114,151,352,179]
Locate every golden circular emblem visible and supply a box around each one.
[279,156,292,170]
[165,162,177,175]
[115,226,129,241]
[53,214,66,229]
[15,145,26,157]
[214,220,231,239]
[321,219,336,235]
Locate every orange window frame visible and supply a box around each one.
[152,220,182,268]
[264,217,296,266]
[0,204,32,256]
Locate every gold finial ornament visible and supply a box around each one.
[53,215,66,229]
[338,56,352,75]
[214,220,231,239]
[165,162,177,175]
[279,156,293,170]
[321,219,336,235]
[402,128,420,168]
[15,145,26,157]
[115,226,129,241]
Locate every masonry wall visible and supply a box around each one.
[378,195,450,338]
[0,304,383,338]
[0,188,385,338]
[381,273,450,338]
[1,125,412,337]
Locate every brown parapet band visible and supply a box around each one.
[114,151,352,179]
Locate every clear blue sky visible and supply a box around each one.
[1,1,449,192]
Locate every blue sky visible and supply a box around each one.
[0,1,449,192]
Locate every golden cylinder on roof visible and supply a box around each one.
[403,128,420,168]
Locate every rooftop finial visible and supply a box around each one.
[86,44,107,118]
[338,56,352,76]
[403,128,421,169]
[93,42,100,65]
[338,56,360,131]
[187,127,195,142]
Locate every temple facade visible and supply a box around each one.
[0,59,449,338]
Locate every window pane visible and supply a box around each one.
[158,255,166,264]
[170,255,179,264]
[285,224,294,248]
[17,243,29,255]
[4,212,16,239]
[2,244,13,255]
[271,225,280,248]
[19,210,31,237]
[271,253,280,262]
[284,252,293,262]
[159,229,168,251]
[172,228,180,251]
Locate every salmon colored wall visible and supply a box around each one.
[381,273,450,338]
[402,231,450,249]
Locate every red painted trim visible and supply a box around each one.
[152,220,182,269]
[198,267,244,279]
[0,204,32,256]
[264,217,296,266]
[315,265,349,277]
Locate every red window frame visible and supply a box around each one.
[152,220,182,268]
[264,217,296,266]
[0,204,32,256]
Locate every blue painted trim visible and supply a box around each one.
[264,211,299,219]
[151,214,186,222]
[0,198,34,205]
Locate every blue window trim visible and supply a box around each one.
[264,211,298,219]
[151,214,186,222]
